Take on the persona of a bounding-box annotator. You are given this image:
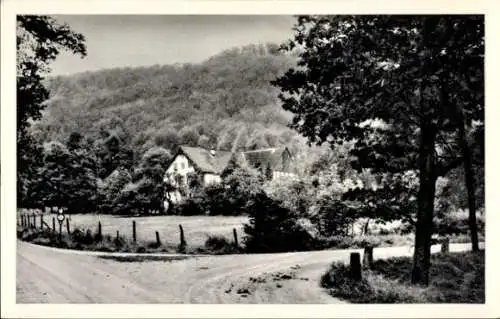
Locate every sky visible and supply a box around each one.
[50,15,296,76]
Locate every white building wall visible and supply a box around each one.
[164,154,195,185]
[203,173,222,185]
[164,154,196,207]
[272,171,297,180]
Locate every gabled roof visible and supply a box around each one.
[176,145,233,174]
[168,145,292,175]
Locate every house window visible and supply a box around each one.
[180,162,185,169]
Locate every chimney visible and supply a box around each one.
[210,149,216,156]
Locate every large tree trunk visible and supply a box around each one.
[457,110,480,252]
[411,126,437,286]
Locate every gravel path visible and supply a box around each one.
[16,240,480,304]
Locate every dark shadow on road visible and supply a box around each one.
[98,255,191,263]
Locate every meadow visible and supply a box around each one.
[22,212,249,249]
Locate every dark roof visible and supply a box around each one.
[171,145,291,175]
[177,145,233,174]
[240,147,290,171]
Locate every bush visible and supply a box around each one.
[204,235,238,254]
[173,197,205,216]
[113,235,126,249]
[136,246,146,253]
[243,192,318,253]
[434,210,486,236]
[317,234,384,249]
[72,228,95,245]
[317,235,355,249]
[203,184,238,215]
[171,176,256,216]
[310,196,355,237]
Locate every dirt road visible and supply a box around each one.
[16,241,479,304]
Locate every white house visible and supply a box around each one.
[163,145,294,208]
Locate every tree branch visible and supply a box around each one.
[436,156,463,177]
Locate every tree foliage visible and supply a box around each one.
[273,15,484,285]
[17,15,87,207]
[27,139,98,213]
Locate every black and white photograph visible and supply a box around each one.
[1,0,498,317]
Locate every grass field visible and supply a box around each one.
[25,213,249,249]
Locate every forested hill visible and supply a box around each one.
[31,43,306,157]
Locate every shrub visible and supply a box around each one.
[317,235,355,249]
[310,196,355,237]
[72,228,95,245]
[203,184,236,215]
[434,210,486,236]
[113,235,126,249]
[317,234,384,249]
[243,192,318,253]
[172,197,205,216]
[147,241,161,249]
[136,246,146,253]
[205,235,231,250]
[204,235,238,254]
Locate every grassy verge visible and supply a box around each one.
[18,223,483,256]
[319,233,484,250]
[321,250,485,303]
[17,226,240,255]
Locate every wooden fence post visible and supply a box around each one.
[66,218,70,234]
[58,220,62,241]
[40,215,44,230]
[21,215,24,227]
[179,224,186,246]
[132,220,137,243]
[156,231,161,246]
[350,252,362,281]
[52,217,56,232]
[97,221,102,242]
[363,246,374,269]
[32,213,36,228]
[233,228,238,248]
[116,230,120,240]
[441,237,450,253]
